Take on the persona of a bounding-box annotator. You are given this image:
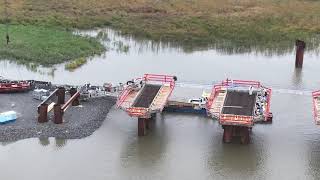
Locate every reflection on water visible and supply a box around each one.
[292,68,303,87]
[1,27,320,91]
[1,27,320,179]
[0,92,320,179]
[35,137,68,147]
[39,137,50,146]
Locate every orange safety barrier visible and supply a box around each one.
[127,107,149,117]
[219,114,254,126]
[143,74,176,88]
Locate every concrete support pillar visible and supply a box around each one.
[38,103,48,123]
[295,40,306,68]
[57,87,65,105]
[138,118,146,136]
[53,104,63,124]
[69,88,80,106]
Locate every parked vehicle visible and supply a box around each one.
[32,89,50,101]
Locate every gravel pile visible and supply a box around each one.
[0,92,116,142]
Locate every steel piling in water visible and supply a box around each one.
[295,40,306,68]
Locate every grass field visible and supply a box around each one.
[0,24,104,65]
[1,0,320,62]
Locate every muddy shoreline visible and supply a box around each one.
[0,92,116,142]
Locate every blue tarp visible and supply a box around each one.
[0,111,17,124]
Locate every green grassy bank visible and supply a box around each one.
[0,24,104,65]
[1,0,320,64]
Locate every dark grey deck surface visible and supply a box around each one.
[222,91,256,116]
[133,84,161,108]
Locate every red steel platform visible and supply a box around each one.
[207,79,272,127]
[117,74,176,119]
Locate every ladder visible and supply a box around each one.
[209,89,227,117]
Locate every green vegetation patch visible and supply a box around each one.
[65,57,87,71]
[0,24,105,65]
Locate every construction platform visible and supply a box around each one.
[117,74,176,136]
[117,76,273,143]
[206,79,272,143]
[312,90,320,124]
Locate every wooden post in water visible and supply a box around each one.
[295,40,306,68]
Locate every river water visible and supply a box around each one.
[1,28,320,180]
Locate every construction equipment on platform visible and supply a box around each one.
[206,79,272,144]
[312,90,320,125]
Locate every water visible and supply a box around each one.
[1,28,320,179]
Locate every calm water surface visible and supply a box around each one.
[1,28,320,180]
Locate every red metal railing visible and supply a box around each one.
[116,86,133,108]
[313,90,320,98]
[264,88,272,121]
[312,90,320,123]
[219,114,254,126]
[118,74,176,118]
[206,84,223,110]
[143,74,176,89]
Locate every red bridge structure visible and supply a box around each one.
[117,74,176,136]
[312,90,320,125]
[206,79,272,144]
